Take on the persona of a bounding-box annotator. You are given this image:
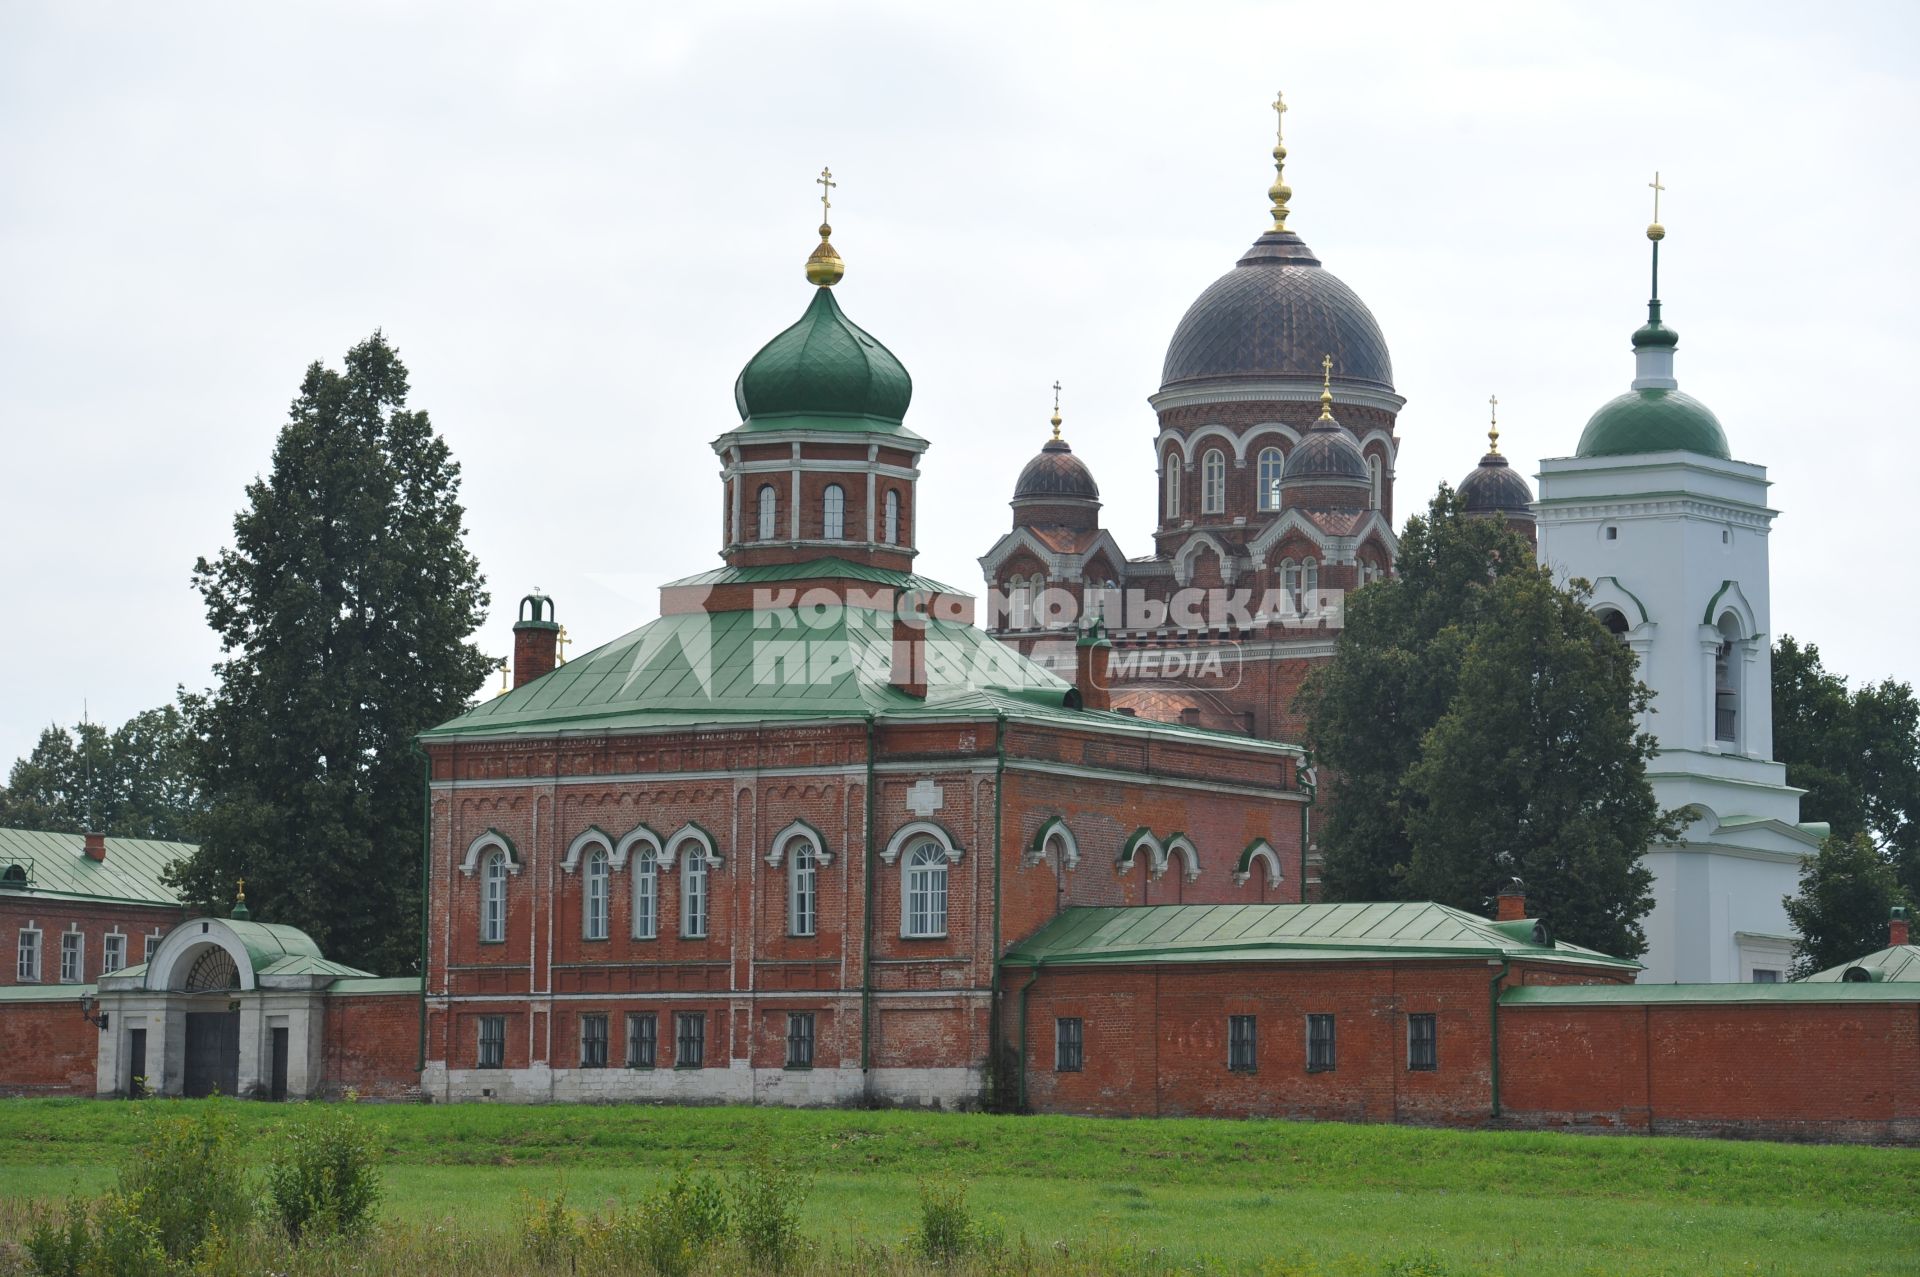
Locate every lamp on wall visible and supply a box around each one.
[79,993,109,1033]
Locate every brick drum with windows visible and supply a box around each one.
[415,218,1311,1108]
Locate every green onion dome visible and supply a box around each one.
[1575,387,1729,460]
[733,287,913,431]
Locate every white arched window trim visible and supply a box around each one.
[1115,828,1164,876]
[880,820,963,866]
[1164,452,1182,520]
[459,829,522,878]
[631,843,661,941]
[1025,817,1080,872]
[1257,447,1285,512]
[1201,449,1226,514]
[1232,839,1285,889]
[561,826,615,874]
[1160,833,1201,883]
[612,823,662,871]
[764,820,835,868]
[660,825,722,873]
[902,841,950,939]
[481,850,509,943]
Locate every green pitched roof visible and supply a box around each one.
[0,829,186,907]
[1502,981,1920,1006]
[1001,903,1636,971]
[1575,388,1729,460]
[1800,944,1920,983]
[732,287,916,436]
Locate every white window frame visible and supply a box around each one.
[1368,454,1383,509]
[59,931,83,984]
[1281,558,1300,613]
[1302,558,1319,612]
[583,847,610,941]
[903,841,949,939]
[822,484,845,540]
[1201,449,1226,515]
[632,846,659,940]
[481,850,508,943]
[17,927,40,982]
[1164,453,1181,520]
[756,484,777,540]
[789,838,818,938]
[1258,447,1284,512]
[102,931,126,975]
[683,853,709,939]
[884,489,900,544]
[144,929,162,962]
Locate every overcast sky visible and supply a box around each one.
[3,0,1916,765]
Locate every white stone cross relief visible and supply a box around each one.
[905,779,945,818]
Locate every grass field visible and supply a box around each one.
[0,1100,1914,1275]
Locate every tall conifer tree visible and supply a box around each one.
[170,333,491,974]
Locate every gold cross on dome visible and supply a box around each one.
[1648,171,1664,222]
[817,166,836,219]
[1272,90,1287,142]
[1488,394,1501,454]
[236,877,246,902]
[1050,380,1063,440]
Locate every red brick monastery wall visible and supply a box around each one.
[0,1001,99,1096]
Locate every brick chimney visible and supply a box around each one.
[1892,906,1910,948]
[890,597,927,699]
[82,832,106,863]
[513,591,560,689]
[1495,879,1527,922]
[1074,622,1112,712]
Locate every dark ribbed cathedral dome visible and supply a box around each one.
[1458,451,1534,515]
[1160,231,1395,394]
[1014,437,1100,501]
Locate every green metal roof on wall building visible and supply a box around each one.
[1501,981,1920,1006]
[1800,944,1920,983]
[1001,903,1637,971]
[663,559,962,594]
[0,828,186,907]
[426,589,1300,756]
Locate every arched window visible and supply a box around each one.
[1368,455,1383,510]
[1280,558,1300,614]
[683,852,709,938]
[1302,558,1319,612]
[1029,573,1048,628]
[884,490,900,544]
[822,484,845,539]
[1597,608,1629,639]
[756,485,777,540]
[789,838,818,937]
[1715,613,1741,744]
[1201,449,1226,515]
[1164,454,1181,520]
[904,842,948,938]
[1258,448,1284,512]
[482,850,507,943]
[583,848,609,941]
[632,846,658,940]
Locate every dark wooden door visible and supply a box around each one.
[127,1029,147,1098]
[270,1027,289,1101]
[184,1011,239,1098]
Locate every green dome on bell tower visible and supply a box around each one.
[1575,176,1730,461]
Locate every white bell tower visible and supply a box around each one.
[1535,190,1823,983]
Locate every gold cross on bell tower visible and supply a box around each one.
[1648,171,1664,222]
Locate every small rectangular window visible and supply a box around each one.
[627,1012,658,1068]
[1751,969,1781,984]
[60,932,84,983]
[676,1012,706,1068]
[477,1016,506,1069]
[1604,526,1619,541]
[1307,1014,1336,1072]
[144,931,161,961]
[1408,1013,1437,1071]
[102,933,126,975]
[1054,1017,1083,1072]
[1228,1015,1257,1073]
[786,1012,815,1069]
[17,930,41,983]
[580,1014,609,1068]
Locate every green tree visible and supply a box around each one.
[1303,487,1676,957]
[1783,832,1912,977]
[170,332,492,974]
[1772,636,1920,900]
[0,702,200,839]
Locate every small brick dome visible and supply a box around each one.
[1014,439,1100,501]
[1458,452,1534,516]
[1282,418,1370,486]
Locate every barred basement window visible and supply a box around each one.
[676,1012,706,1068]
[1408,1013,1437,1071]
[16,929,40,983]
[580,1014,609,1068]
[1228,1015,1257,1072]
[1055,1017,1083,1072]
[102,933,126,975]
[627,1013,657,1068]
[60,932,83,984]
[477,1016,505,1069]
[1306,1014,1336,1072]
[786,1012,815,1069]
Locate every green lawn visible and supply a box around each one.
[0,1100,1913,1275]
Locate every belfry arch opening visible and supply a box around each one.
[1714,611,1742,745]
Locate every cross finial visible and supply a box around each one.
[817,166,836,220]
[1268,90,1293,232]
[235,877,245,902]
[1049,380,1063,441]
[1488,394,1501,455]
[806,167,845,286]
[1648,171,1664,223]
[557,625,571,666]
[1318,353,1334,419]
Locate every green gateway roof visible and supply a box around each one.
[664,558,962,594]
[731,287,917,438]
[426,596,1296,755]
[0,828,186,907]
[1502,981,1920,1006]
[1801,944,1920,983]
[1002,903,1636,971]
